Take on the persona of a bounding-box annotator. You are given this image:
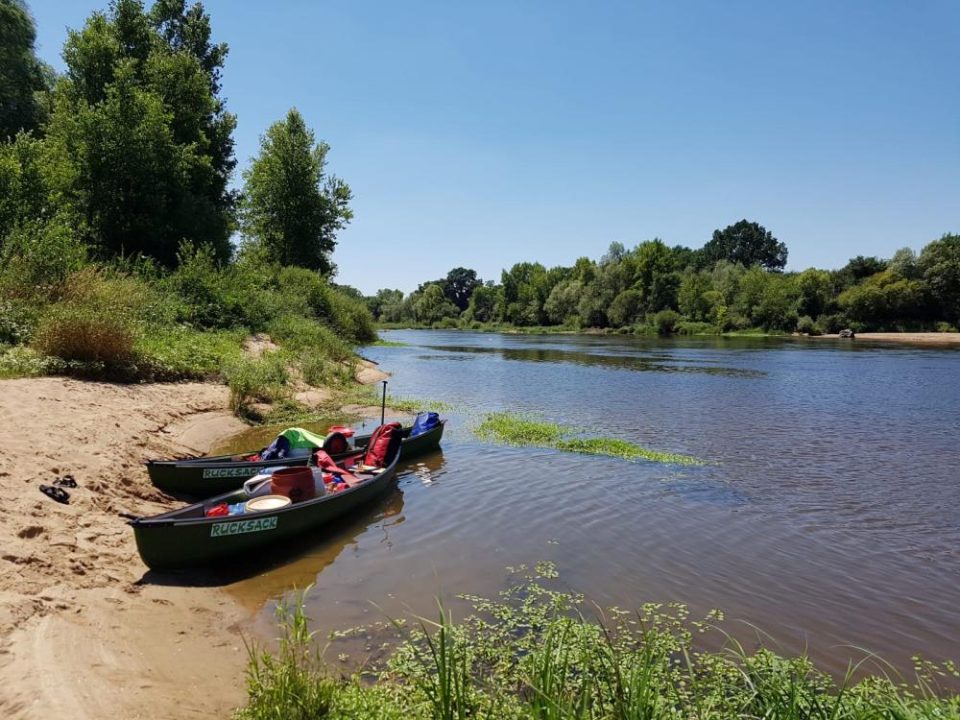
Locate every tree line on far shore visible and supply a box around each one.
[367,221,960,335]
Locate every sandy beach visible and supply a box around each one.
[815,332,960,345]
[0,378,253,719]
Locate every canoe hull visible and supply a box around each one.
[132,459,398,571]
[146,420,444,497]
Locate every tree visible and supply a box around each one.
[411,283,458,323]
[918,234,960,324]
[0,0,51,139]
[607,289,642,327]
[441,267,480,311]
[463,283,498,323]
[242,108,352,274]
[46,0,236,264]
[702,220,787,270]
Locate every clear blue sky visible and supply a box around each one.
[31,0,960,294]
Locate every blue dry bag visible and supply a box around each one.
[409,411,440,438]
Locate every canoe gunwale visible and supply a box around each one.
[131,451,400,529]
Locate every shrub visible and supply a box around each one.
[652,309,680,335]
[224,353,290,413]
[0,216,87,300]
[796,315,820,335]
[935,321,957,333]
[33,303,137,364]
[675,320,715,335]
[0,298,41,344]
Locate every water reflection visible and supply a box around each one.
[421,344,767,378]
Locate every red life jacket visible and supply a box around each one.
[364,422,402,468]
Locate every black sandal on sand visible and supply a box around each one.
[54,475,77,488]
[40,485,70,504]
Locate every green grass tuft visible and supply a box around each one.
[474,411,566,446]
[556,437,704,465]
[474,411,705,466]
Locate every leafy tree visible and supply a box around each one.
[367,288,404,321]
[441,267,480,311]
[543,279,581,325]
[607,289,642,327]
[411,283,458,323]
[0,132,48,244]
[242,108,352,274]
[500,262,549,325]
[678,270,713,322]
[837,255,887,289]
[796,268,833,318]
[702,219,787,270]
[838,270,929,328]
[46,0,236,264]
[918,234,960,324]
[463,282,499,323]
[0,0,51,138]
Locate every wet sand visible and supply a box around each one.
[0,378,251,719]
[816,332,960,345]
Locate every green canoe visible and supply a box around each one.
[130,451,400,571]
[146,420,444,497]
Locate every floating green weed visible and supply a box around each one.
[474,411,705,466]
[370,339,410,347]
[556,437,704,465]
[474,411,566,446]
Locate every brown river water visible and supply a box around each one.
[213,331,960,676]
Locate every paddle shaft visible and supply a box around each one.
[381,380,387,425]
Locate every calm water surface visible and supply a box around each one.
[220,331,960,674]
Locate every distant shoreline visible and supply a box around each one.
[813,332,960,346]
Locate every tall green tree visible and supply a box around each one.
[918,234,960,324]
[46,0,236,264]
[702,219,788,270]
[442,267,480,311]
[0,0,51,139]
[241,108,352,274]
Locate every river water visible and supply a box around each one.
[222,331,960,674]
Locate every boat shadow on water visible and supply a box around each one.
[134,482,407,590]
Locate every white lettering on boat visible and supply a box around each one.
[210,516,278,537]
[202,467,259,479]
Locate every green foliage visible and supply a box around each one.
[235,589,335,720]
[702,219,788,270]
[652,308,680,335]
[241,108,351,274]
[918,234,960,325]
[474,411,703,466]
[796,315,819,335]
[47,0,236,265]
[0,0,51,139]
[442,267,480,312]
[475,412,567,446]
[238,569,960,719]
[555,437,704,465]
[224,352,290,414]
[0,215,87,299]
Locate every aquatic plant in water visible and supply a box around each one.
[474,411,705,465]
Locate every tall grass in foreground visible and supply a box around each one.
[235,565,960,719]
[475,412,704,466]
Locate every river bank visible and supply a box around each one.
[0,378,251,719]
[0,371,384,720]
[815,331,960,345]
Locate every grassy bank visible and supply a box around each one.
[474,412,704,466]
[0,245,376,417]
[236,566,960,719]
